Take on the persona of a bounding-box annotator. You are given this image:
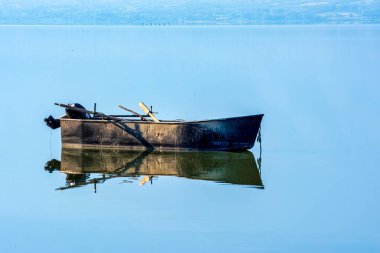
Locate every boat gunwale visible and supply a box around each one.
[59,114,264,125]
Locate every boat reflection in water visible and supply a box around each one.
[45,148,263,192]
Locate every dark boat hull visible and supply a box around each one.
[60,114,263,151]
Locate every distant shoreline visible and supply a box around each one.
[0,24,379,27]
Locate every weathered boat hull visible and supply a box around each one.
[60,114,263,151]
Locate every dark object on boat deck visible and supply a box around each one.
[65,103,91,119]
[55,102,121,121]
[44,115,60,129]
[47,102,264,151]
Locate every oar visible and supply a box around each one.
[118,105,148,121]
[54,103,121,121]
[139,102,160,122]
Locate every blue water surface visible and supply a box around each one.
[0,25,379,253]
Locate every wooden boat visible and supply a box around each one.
[44,148,263,190]
[45,103,263,151]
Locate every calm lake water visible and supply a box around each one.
[0,25,379,252]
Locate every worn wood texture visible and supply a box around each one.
[60,114,263,151]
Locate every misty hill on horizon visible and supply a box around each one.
[1,0,379,25]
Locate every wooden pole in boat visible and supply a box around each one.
[139,102,160,122]
[54,103,121,121]
[118,105,149,121]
